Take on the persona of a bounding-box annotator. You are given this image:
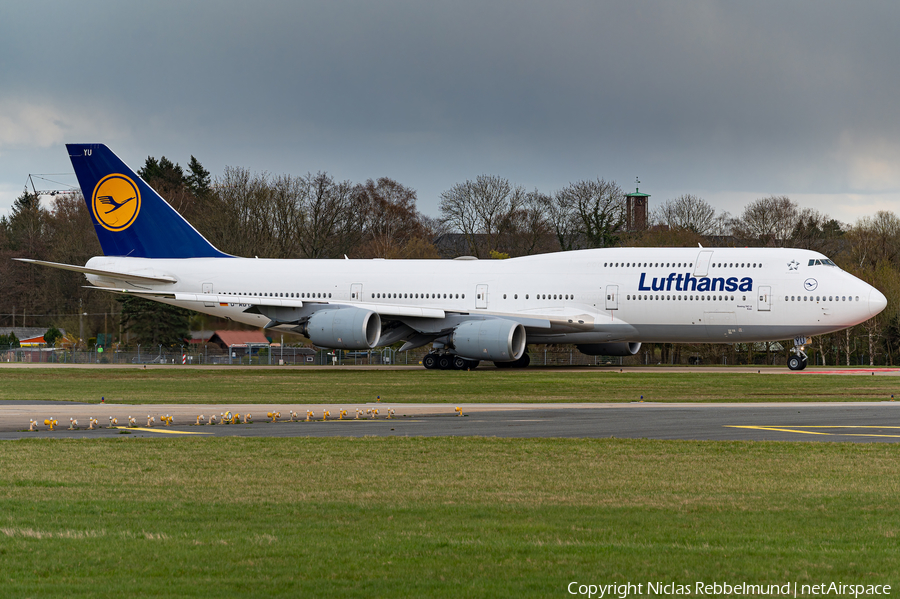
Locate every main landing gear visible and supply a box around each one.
[788,336,809,371]
[423,352,480,370]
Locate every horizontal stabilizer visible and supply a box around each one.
[15,258,176,284]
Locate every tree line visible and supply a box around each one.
[2,154,898,365]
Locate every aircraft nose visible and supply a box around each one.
[868,287,887,318]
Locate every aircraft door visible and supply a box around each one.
[476,284,488,309]
[758,285,772,311]
[202,282,214,307]
[606,285,619,310]
[350,283,362,301]
[694,250,713,276]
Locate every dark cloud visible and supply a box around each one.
[2,1,899,223]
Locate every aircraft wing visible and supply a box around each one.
[86,286,446,318]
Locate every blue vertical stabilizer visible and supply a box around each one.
[67,143,231,258]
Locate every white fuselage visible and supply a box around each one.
[85,246,885,346]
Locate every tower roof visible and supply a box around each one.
[625,187,650,198]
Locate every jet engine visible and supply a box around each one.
[304,308,381,349]
[452,319,526,362]
[576,342,641,356]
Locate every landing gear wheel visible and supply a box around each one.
[788,355,803,371]
[438,355,453,370]
[465,359,480,370]
[799,356,808,370]
[452,356,468,370]
[494,360,512,369]
[514,353,531,368]
[423,354,438,370]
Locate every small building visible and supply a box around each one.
[0,327,66,363]
[188,330,215,347]
[0,327,65,347]
[208,330,270,357]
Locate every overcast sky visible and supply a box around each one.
[2,1,899,227]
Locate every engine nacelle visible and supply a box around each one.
[576,342,641,356]
[452,319,526,362]
[305,308,381,349]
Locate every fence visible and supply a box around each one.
[1,344,876,367]
[0,345,622,367]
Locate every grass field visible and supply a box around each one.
[1,437,898,597]
[2,367,900,404]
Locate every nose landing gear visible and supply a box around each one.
[788,336,809,371]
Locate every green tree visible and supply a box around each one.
[138,156,185,189]
[44,326,62,347]
[0,332,20,349]
[6,190,45,254]
[186,155,212,198]
[119,296,190,348]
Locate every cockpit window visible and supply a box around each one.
[808,259,837,267]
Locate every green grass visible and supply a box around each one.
[0,437,898,597]
[1,367,898,403]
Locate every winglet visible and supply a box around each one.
[67,144,231,259]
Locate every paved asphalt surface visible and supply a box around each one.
[3,401,900,442]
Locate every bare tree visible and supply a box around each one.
[846,211,900,268]
[710,210,735,237]
[296,172,360,259]
[211,166,278,257]
[353,177,435,258]
[550,178,625,249]
[500,190,553,256]
[732,195,799,246]
[654,194,717,236]
[439,175,526,258]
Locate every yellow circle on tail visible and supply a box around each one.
[91,174,141,231]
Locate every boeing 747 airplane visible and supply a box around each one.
[17,144,887,370]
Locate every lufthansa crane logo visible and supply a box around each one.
[91,174,141,231]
